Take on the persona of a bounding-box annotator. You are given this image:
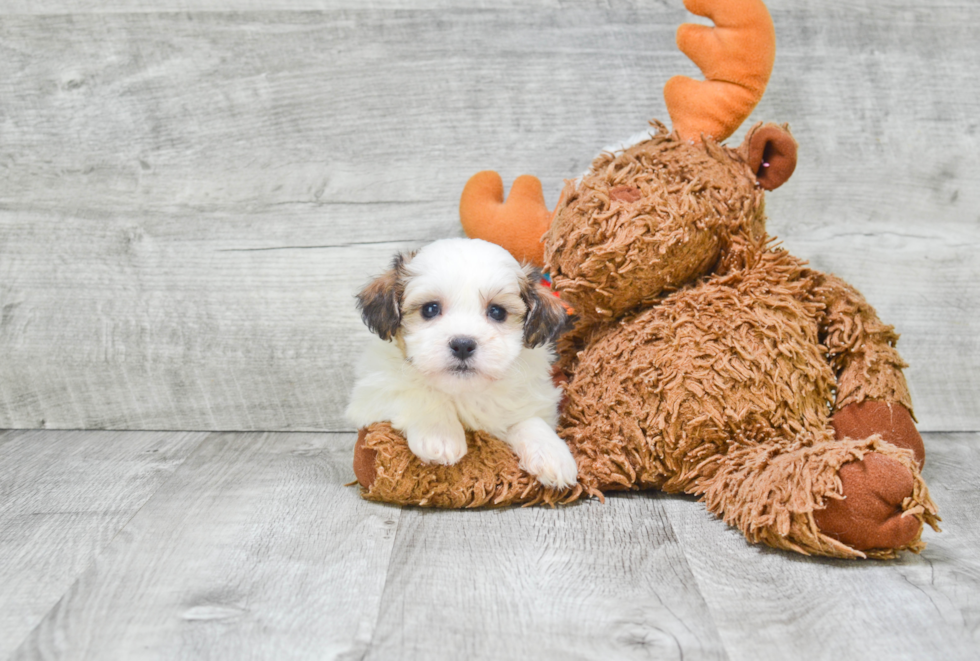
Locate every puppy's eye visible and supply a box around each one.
[487,304,507,322]
[421,302,441,319]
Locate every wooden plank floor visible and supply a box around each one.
[0,430,976,660]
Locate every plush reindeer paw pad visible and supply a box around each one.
[813,452,921,552]
[833,400,925,467]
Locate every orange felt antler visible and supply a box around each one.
[459,171,556,268]
[664,0,776,143]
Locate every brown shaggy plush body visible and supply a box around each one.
[354,126,939,559]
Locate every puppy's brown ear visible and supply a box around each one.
[520,265,571,348]
[356,253,412,341]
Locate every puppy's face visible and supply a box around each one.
[357,238,568,393]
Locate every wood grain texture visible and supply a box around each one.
[4,0,974,14]
[4,430,976,660]
[0,225,426,430]
[658,431,980,661]
[364,494,727,661]
[0,2,977,430]
[0,430,207,660]
[0,0,567,13]
[8,431,400,661]
[910,433,980,648]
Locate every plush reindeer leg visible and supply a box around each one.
[695,429,936,559]
[807,273,939,550]
[352,423,582,508]
[459,171,556,268]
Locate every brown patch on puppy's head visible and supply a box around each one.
[520,264,570,348]
[356,252,413,341]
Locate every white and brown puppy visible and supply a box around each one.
[345,237,577,488]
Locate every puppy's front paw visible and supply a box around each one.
[406,424,468,466]
[507,418,578,489]
[524,446,578,489]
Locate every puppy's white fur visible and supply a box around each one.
[346,238,577,489]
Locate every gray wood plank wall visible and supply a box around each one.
[1,0,977,432]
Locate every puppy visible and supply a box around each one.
[345,237,578,489]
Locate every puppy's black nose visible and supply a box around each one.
[449,336,477,360]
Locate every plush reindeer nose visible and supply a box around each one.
[609,185,641,203]
[449,336,477,360]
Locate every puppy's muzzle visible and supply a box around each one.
[449,336,477,361]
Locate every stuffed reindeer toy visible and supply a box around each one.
[351,0,939,559]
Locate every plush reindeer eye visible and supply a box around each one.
[421,302,441,319]
[487,304,507,322]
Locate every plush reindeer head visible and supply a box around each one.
[460,0,798,322]
[543,0,798,321]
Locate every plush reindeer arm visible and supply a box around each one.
[809,272,925,462]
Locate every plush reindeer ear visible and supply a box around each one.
[520,265,571,348]
[743,123,797,191]
[356,253,412,341]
